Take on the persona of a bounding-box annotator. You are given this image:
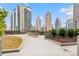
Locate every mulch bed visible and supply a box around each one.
[51,36,77,43]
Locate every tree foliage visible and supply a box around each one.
[58,28,66,37]
[0,8,8,36]
[67,29,75,38]
[49,29,57,37]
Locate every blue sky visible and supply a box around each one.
[0,3,72,30]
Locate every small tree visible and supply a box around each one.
[58,28,66,37]
[67,29,75,38]
[0,8,8,36]
[50,29,57,37]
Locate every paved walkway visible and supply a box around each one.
[2,34,77,56]
[77,35,79,56]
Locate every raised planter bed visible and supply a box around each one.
[49,39,77,46]
[28,32,39,38]
[2,36,23,53]
[45,35,77,46]
[45,33,52,39]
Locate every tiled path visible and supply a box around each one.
[2,34,77,56]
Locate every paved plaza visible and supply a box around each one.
[2,34,77,56]
[77,35,79,56]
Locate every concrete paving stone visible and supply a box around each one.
[2,34,77,56]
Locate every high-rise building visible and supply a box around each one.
[36,16,41,31]
[73,3,79,56]
[11,4,31,33]
[65,5,74,29]
[66,19,74,29]
[44,12,52,32]
[55,17,61,30]
[41,26,44,32]
[31,25,35,31]
[73,4,79,29]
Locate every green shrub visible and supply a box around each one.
[58,28,66,37]
[75,29,79,37]
[49,29,57,37]
[67,29,75,38]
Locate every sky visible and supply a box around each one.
[0,3,73,30]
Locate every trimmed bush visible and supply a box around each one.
[75,29,79,37]
[58,28,66,37]
[50,29,57,37]
[67,29,75,38]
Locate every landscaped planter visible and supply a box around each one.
[44,28,77,46]
[2,36,23,53]
[49,39,77,46]
[2,41,23,53]
[54,36,76,43]
[45,33,53,39]
[29,32,39,38]
[47,36,77,46]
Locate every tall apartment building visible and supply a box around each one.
[66,19,74,29]
[11,4,31,33]
[44,12,52,32]
[73,4,79,29]
[55,17,61,30]
[36,16,41,31]
[73,3,79,56]
[31,25,35,31]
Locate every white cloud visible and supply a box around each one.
[60,8,69,13]
[60,5,73,19]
